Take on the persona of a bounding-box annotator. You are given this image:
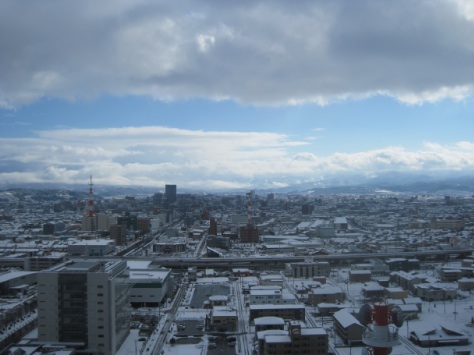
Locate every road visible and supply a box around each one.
[234,280,251,355]
[149,280,188,354]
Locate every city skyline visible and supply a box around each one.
[1,1,474,190]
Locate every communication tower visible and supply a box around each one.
[87,175,95,218]
[81,175,96,232]
[359,303,403,355]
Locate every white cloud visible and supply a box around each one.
[0,126,473,189]
[450,0,474,21]
[197,35,216,52]
[1,0,474,107]
[395,85,474,105]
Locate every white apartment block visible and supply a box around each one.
[250,288,296,305]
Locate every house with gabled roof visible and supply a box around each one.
[332,309,365,346]
[409,323,470,347]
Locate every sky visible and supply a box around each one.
[1,0,474,191]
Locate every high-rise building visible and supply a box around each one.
[165,184,177,205]
[137,217,151,233]
[37,260,131,355]
[82,214,97,232]
[110,224,128,245]
[209,217,218,235]
[240,224,259,244]
[301,204,314,215]
[96,213,112,231]
[43,223,55,235]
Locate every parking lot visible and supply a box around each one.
[174,318,205,337]
[207,334,237,355]
[190,283,231,308]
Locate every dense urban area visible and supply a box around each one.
[0,183,474,355]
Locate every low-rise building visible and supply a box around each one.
[351,259,389,275]
[250,304,306,322]
[316,303,348,316]
[67,239,116,256]
[260,274,284,286]
[308,285,345,305]
[285,261,330,278]
[254,316,285,334]
[384,287,408,299]
[385,258,420,272]
[458,277,474,291]
[390,271,428,293]
[414,283,457,301]
[153,238,186,254]
[439,268,463,282]
[250,288,296,305]
[403,297,423,312]
[409,324,470,347]
[349,270,372,283]
[128,268,172,307]
[258,322,328,355]
[209,295,228,307]
[206,306,238,332]
[333,309,365,346]
[361,282,385,301]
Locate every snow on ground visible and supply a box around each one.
[327,268,474,355]
[120,266,474,355]
[116,329,141,355]
[161,342,206,355]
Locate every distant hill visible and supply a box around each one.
[0,171,473,196]
[255,172,474,196]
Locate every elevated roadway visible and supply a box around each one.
[114,248,474,270]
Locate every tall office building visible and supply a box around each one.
[301,204,314,215]
[96,213,112,231]
[37,260,131,355]
[165,184,177,205]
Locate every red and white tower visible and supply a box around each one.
[87,175,95,218]
[361,303,401,355]
[82,175,97,232]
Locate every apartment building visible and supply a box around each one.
[250,304,306,322]
[333,309,365,346]
[285,261,330,278]
[259,321,328,355]
[249,288,296,305]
